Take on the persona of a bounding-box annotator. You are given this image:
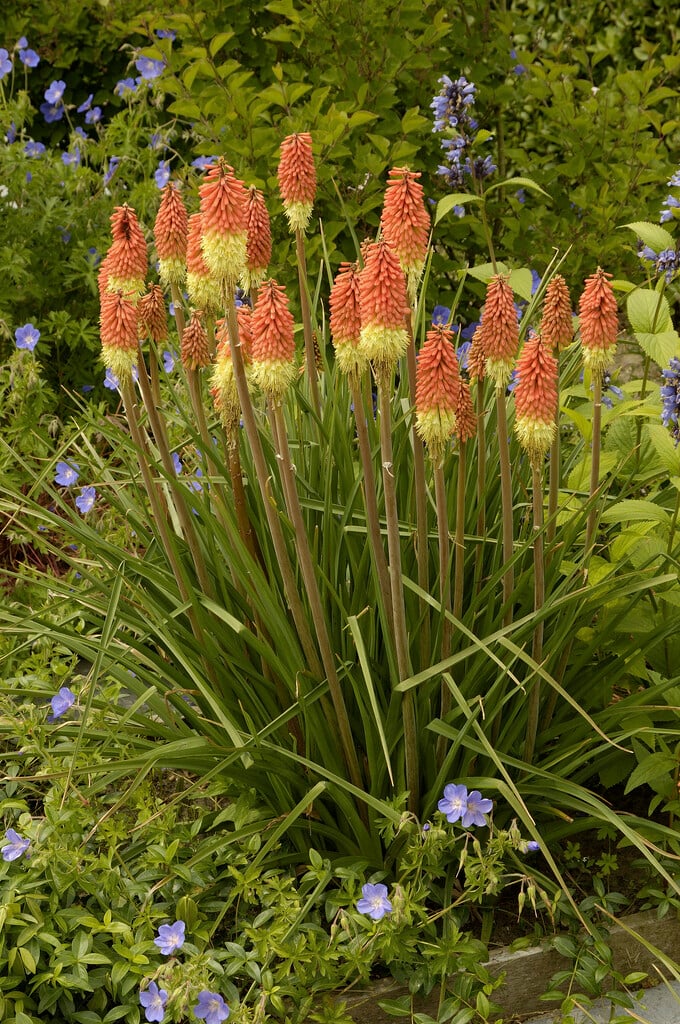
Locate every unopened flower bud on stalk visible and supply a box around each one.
[181,309,211,371]
[475,274,519,387]
[277,132,316,234]
[99,290,139,383]
[578,267,618,376]
[154,183,188,288]
[199,160,249,288]
[329,262,366,377]
[186,213,221,316]
[138,283,168,344]
[540,274,573,351]
[513,331,558,467]
[250,280,296,401]
[358,241,409,378]
[380,167,430,303]
[211,309,253,431]
[452,374,476,443]
[242,186,272,294]
[415,326,460,464]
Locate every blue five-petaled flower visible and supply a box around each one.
[75,486,96,514]
[49,686,76,722]
[153,919,185,955]
[2,828,30,862]
[356,882,392,921]
[15,323,40,351]
[55,461,80,487]
[194,990,230,1024]
[140,981,168,1023]
[438,783,493,828]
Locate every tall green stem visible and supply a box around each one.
[523,462,545,765]
[406,315,430,668]
[585,374,602,558]
[271,402,364,798]
[547,353,561,548]
[434,460,452,769]
[349,373,393,630]
[474,378,487,592]
[377,371,418,811]
[295,228,321,419]
[496,385,514,626]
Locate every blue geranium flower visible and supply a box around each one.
[114,77,137,97]
[77,94,93,112]
[163,350,175,372]
[15,323,40,351]
[62,149,80,168]
[19,47,39,67]
[140,981,168,1023]
[193,991,230,1024]
[104,367,120,390]
[40,101,64,123]
[49,686,76,721]
[135,56,165,80]
[153,919,185,955]
[432,305,451,326]
[154,159,171,188]
[75,486,96,514]
[356,882,392,920]
[191,155,218,170]
[54,461,80,487]
[2,828,30,862]
[156,28,177,41]
[0,48,13,80]
[85,106,102,124]
[44,79,66,104]
[24,140,45,157]
[103,156,120,186]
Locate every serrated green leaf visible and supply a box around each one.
[625,752,677,793]
[627,289,673,334]
[467,261,509,283]
[435,193,484,225]
[486,175,550,198]
[600,499,670,525]
[646,424,680,474]
[621,221,675,253]
[635,330,680,367]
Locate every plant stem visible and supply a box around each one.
[434,459,452,769]
[271,401,364,797]
[349,372,393,629]
[406,314,430,669]
[295,228,321,419]
[474,378,486,592]
[547,353,560,548]
[377,371,418,811]
[170,282,186,338]
[523,462,545,765]
[496,385,514,626]
[585,373,602,558]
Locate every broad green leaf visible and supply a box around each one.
[348,110,378,128]
[627,288,673,334]
[485,175,550,198]
[635,330,680,367]
[621,221,675,253]
[435,192,484,225]
[646,424,680,474]
[508,267,534,302]
[600,500,670,526]
[466,261,509,283]
[625,752,677,793]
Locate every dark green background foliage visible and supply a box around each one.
[1,0,679,400]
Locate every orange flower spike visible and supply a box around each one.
[138,284,168,344]
[467,327,486,382]
[242,187,272,295]
[106,205,148,297]
[329,262,366,376]
[358,241,409,376]
[452,377,476,443]
[181,310,211,371]
[186,213,221,316]
[99,290,139,383]
[415,326,461,463]
[477,274,519,387]
[199,160,249,288]
[513,332,558,466]
[211,307,255,429]
[277,132,316,233]
[380,167,430,302]
[250,280,296,401]
[541,274,574,351]
[154,183,188,288]
[578,267,618,375]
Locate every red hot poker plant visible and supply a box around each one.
[277,133,316,234]
[415,326,461,465]
[380,167,430,301]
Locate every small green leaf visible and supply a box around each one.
[625,752,677,793]
[209,31,234,56]
[621,221,675,253]
[485,175,550,198]
[600,499,670,525]
[435,193,484,225]
[467,261,509,283]
[635,330,680,367]
[508,267,534,301]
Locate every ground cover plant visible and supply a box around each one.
[2,4,680,1024]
